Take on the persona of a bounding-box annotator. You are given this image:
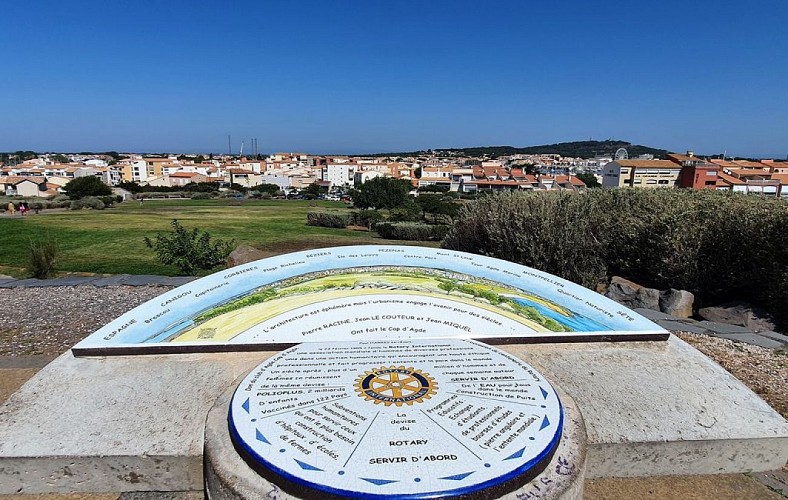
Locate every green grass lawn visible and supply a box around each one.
[0,199,436,276]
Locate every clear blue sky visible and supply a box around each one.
[1,0,786,157]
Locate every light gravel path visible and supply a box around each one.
[0,286,172,356]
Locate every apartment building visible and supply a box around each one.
[602,160,681,188]
[321,163,356,187]
[668,153,719,190]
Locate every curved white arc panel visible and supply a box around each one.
[72,245,667,355]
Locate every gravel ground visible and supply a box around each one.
[0,286,786,421]
[675,331,788,419]
[0,286,172,356]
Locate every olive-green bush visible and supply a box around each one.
[375,222,450,241]
[306,211,351,228]
[349,209,385,228]
[443,189,788,327]
[29,237,58,279]
[144,220,236,276]
[69,196,106,210]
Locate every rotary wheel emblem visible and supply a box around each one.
[354,366,437,407]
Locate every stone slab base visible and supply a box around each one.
[0,336,786,493]
[502,336,788,477]
[0,351,268,494]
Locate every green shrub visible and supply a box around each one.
[70,197,106,210]
[63,176,112,199]
[190,192,213,200]
[351,177,413,209]
[46,194,71,209]
[29,238,58,279]
[350,209,384,228]
[306,211,351,228]
[141,191,187,198]
[144,220,236,275]
[98,195,118,207]
[387,204,422,222]
[443,189,788,328]
[375,222,450,241]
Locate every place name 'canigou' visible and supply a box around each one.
[161,290,191,307]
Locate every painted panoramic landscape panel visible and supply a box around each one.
[73,245,665,355]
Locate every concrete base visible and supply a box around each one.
[204,384,587,500]
[502,336,788,477]
[1,336,786,494]
[0,351,268,494]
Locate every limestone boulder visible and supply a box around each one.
[604,276,660,311]
[226,245,267,268]
[698,301,777,332]
[659,289,694,318]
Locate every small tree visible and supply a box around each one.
[29,238,58,279]
[63,176,112,199]
[575,172,600,188]
[117,181,143,193]
[351,177,412,209]
[144,220,236,275]
[252,183,282,196]
[303,182,328,199]
[416,195,460,223]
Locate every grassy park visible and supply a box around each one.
[0,199,429,277]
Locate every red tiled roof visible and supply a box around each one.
[769,173,788,185]
[555,175,587,186]
[0,176,46,185]
[615,160,679,168]
[717,172,745,185]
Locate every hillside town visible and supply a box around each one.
[3,148,788,199]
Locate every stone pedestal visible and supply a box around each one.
[206,384,586,500]
[205,339,587,499]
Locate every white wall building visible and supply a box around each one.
[322,163,356,187]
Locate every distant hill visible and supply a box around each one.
[369,140,669,159]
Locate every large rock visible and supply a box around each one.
[659,289,694,318]
[226,245,267,268]
[604,276,660,311]
[698,301,777,332]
